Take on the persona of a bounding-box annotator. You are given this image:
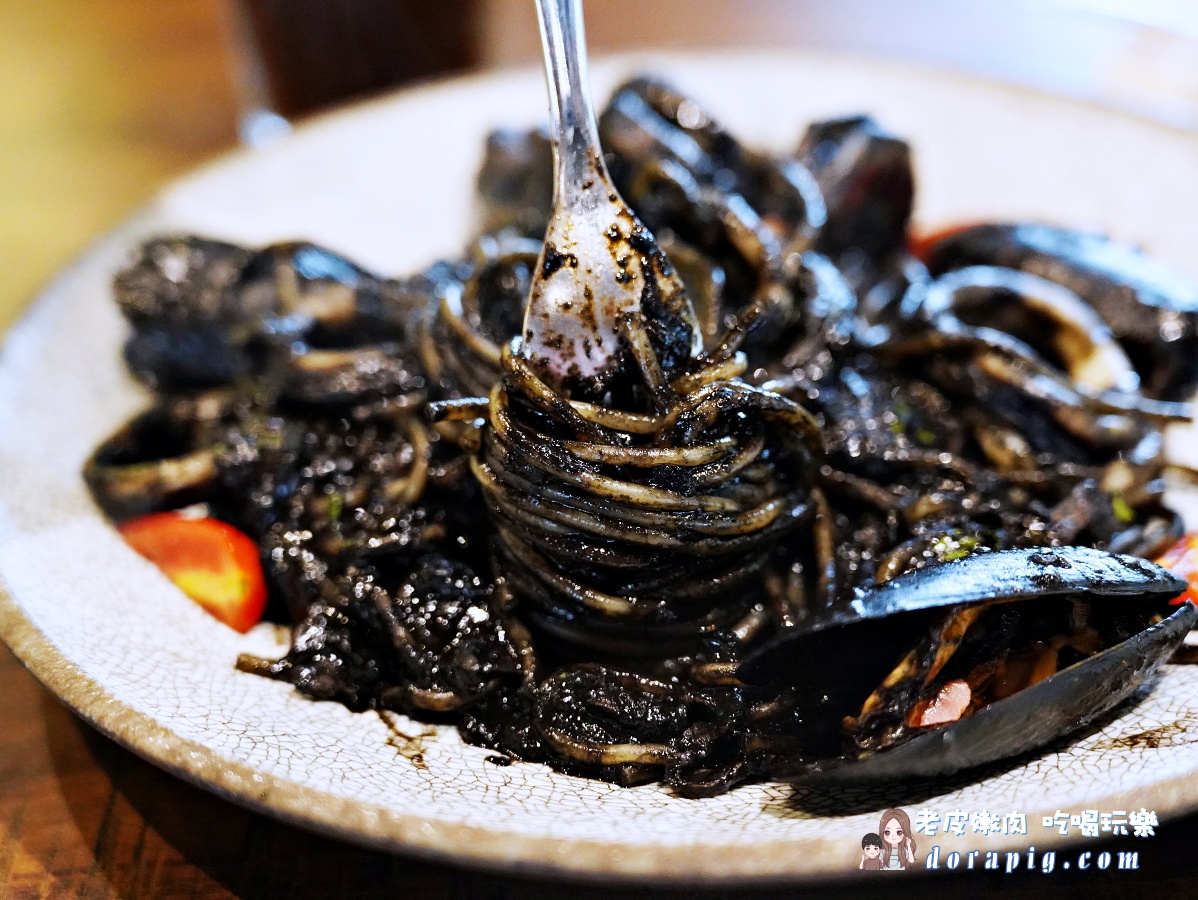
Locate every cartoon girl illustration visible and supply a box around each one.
[878,808,916,870]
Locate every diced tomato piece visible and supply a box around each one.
[1154,533,1198,606]
[119,512,267,632]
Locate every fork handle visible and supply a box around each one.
[535,0,604,197]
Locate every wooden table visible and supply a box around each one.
[0,0,240,335]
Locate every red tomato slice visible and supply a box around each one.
[1154,533,1198,606]
[119,512,268,632]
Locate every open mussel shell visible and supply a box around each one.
[740,546,1194,783]
[791,603,1193,785]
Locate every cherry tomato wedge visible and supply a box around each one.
[118,512,268,632]
[1154,533,1198,606]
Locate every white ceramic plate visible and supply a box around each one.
[3,51,1198,884]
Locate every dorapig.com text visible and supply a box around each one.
[924,845,1140,873]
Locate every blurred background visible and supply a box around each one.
[2,0,1197,336]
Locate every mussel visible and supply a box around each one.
[741,547,1194,782]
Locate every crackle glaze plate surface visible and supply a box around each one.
[3,51,1198,884]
